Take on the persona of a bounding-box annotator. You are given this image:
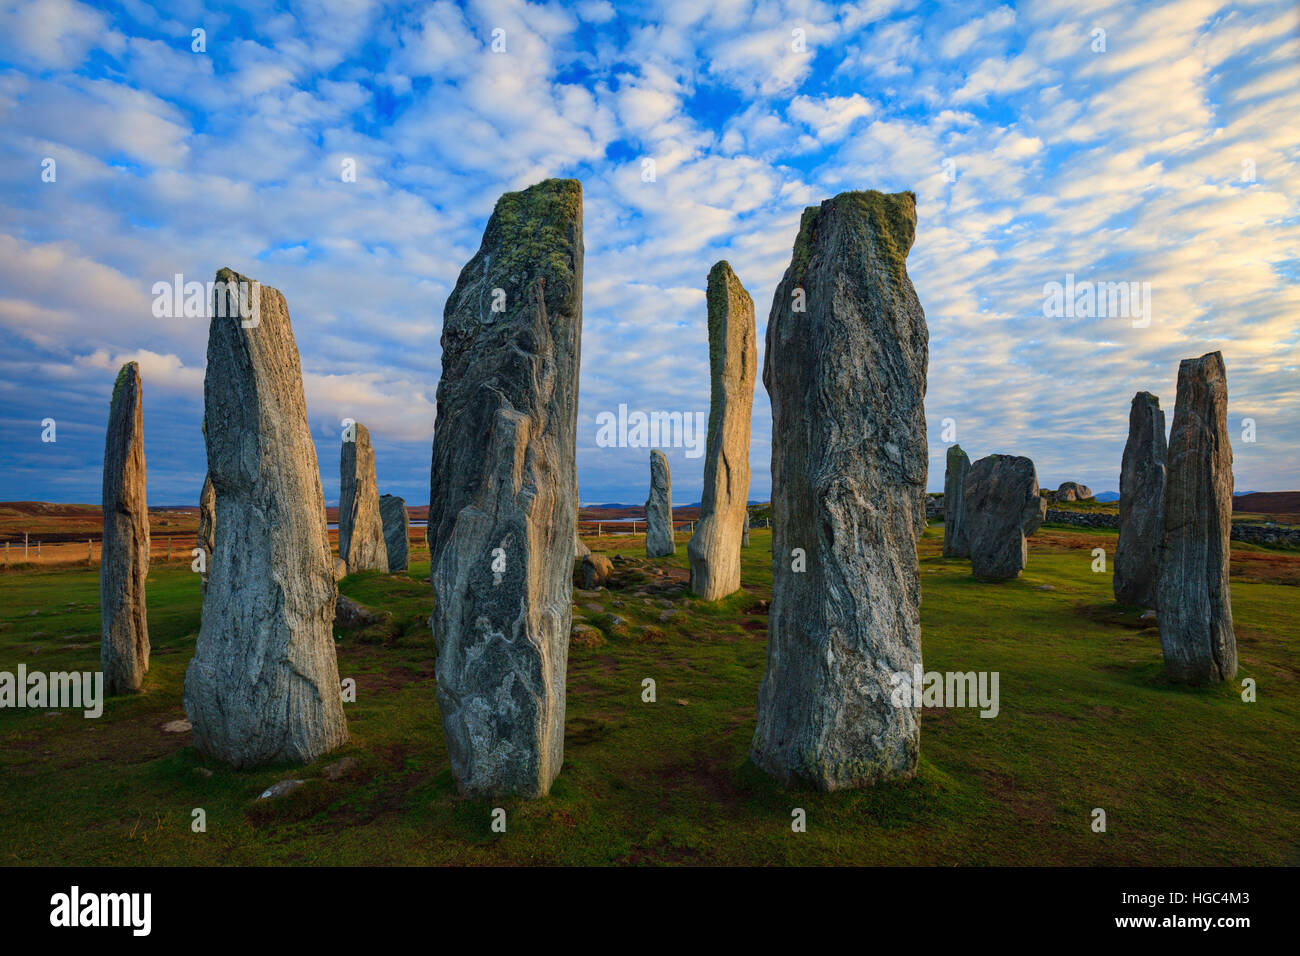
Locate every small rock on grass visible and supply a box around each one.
[258,779,306,800]
[162,719,192,733]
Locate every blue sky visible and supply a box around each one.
[0,0,1296,507]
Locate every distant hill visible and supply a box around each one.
[1233,491,1300,523]
[1094,491,1120,502]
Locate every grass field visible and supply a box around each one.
[1,525,1296,866]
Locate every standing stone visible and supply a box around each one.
[379,494,409,571]
[688,261,756,598]
[574,489,590,558]
[751,190,928,791]
[427,179,582,798]
[101,362,150,694]
[645,450,675,557]
[198,473,215,594]
[942,444,971,557]
[741,510,750,547]
[1056,481,1093,501]
[1114,392,1166,607]
[184,269,348,768]
[965,454,1042,579]
[339,423,388,573]
[1156,352,1236,684]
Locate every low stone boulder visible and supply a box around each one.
[579,553,613,589]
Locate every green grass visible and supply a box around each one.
[1,527,1296,866]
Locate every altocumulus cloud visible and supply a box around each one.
[0,0,1295,508]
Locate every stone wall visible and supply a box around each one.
[928,496,1299,548]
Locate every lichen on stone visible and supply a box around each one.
[110,362,137,408]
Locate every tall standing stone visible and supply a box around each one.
[379,494,409,571]
[184,269,348,768]
[964,454,1043,579]
[198,473,215,594]
[339,423,388,573]
[1156,352,1236,684]
[101,362,150,694]
[942,444,971,558]
[688,260,755,599]
[741,509,750,547]
[751,190,928,791]
[645,450,675,557]
[427,179,582,798]
[1114,392,1166,607]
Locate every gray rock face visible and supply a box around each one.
[101,362,150,694]
[741,510,750,547]
[198,474,215,594]
[379,494,409,571]
[427,179,582,798]
[751,189,928,791]
[965,454,1042,579]
[1056,481,1093,501]
[339,423,388,573]
[688,260,756,598]
[184,269,349,768]
[1156,352,1236,684]
[645,450,675,557]
[1023,494,1048,536]
[1114,392,1167,607]
[942,444,971,558]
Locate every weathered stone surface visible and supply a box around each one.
[579,552,612,589]
[688,261,756,599]
[1114,391,1167,607]
[751,189,928,791]
[1023,494,1048,536]
[1055,481,1093,501]
[333,557,347,582]
[965,454,1042,579]
[574,488,589,558]
[184,269,348,768]
[741,510,750,547]
[379,494,409,571]
[1156,352,1236,684]
[198,473,215,594]
[339,423,388,573]
[101,361,150,694]
[645,449,675,557]
[427,179,582,798]
[941,444,971,558]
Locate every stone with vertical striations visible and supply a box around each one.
[964,454,1042,579]
[379,494,409,571]
[751,190,928,791]
[1114,392,1166,607]
[942,444,971,557]
[339,423,388,573]
[688,261,756,599]
[741,509,750,547]
[427,179,582,798]
[574,488,590,558]
[1156,352,1236,684]
[183,269,348,768]
[198,473,215,594]
[645,450,675,557]
[101,362,150,694]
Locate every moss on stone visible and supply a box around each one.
[110,362,136,409]
[481,178,583,303]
